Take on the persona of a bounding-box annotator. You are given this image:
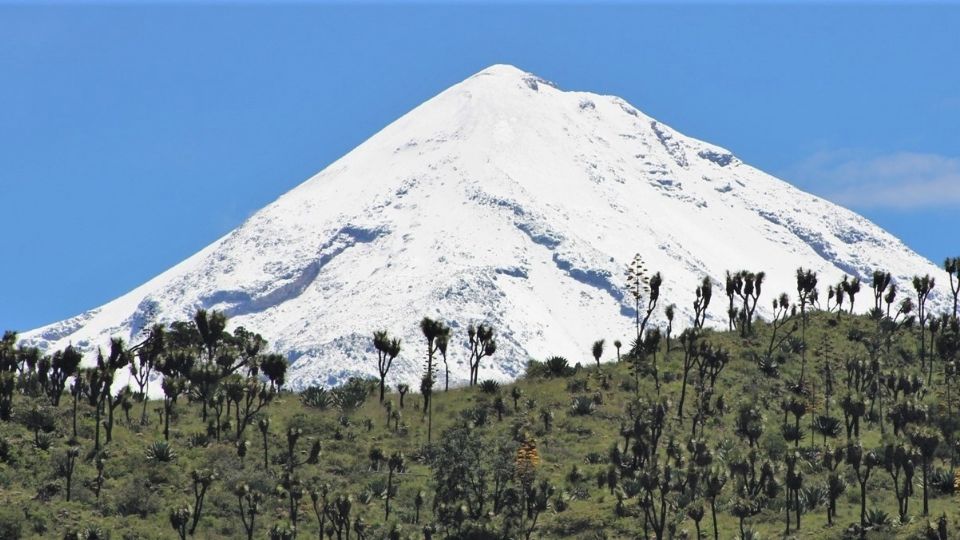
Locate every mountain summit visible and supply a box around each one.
[22,65,948,388]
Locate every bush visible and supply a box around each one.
[461,405,489,427]
[584,452,605,464]
[566,379,589,393]
[332,377,375,413]
[114,479,160,518]
[0,507,22,539]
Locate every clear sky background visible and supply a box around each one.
[2,1,958,331]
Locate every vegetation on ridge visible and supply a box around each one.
[0,259,959,539]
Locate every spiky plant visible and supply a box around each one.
[145,440,177,463]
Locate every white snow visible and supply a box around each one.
[20,64,951,390]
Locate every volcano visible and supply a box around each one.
[22,65,949,389]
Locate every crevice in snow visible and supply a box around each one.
[200,225,390,317]
[698,149,736,167]
[650,121,688,167]
[758,211,864,279]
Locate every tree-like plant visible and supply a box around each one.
[285,426,302,475]
[676,329,699,419]
[385,451,405,519]
[914,274,936,371]
[911,427,941,517]
[260,354,288,392]
[882,442,917,522]
[59,446,80,501]
[421,317,449,443]
[846,442,880,536]
[189,469,216,535]
[372,330,401,402]
[437,328,451,391]
[310,484,329,540]
[130,325,164,425]
[170,506,192,540]
[397,383,409,409]
[945,257,959,320]
[591,339,604,368]
[871,271,892,314]
[796,268,818,385]
[841,275,862,314]
[467,323,496,386]
[693,276,713,330]
[703,468,727,540]
[47,345,83,407]
[160,376,188,441]
[236,483,263,540]
[258,417,270,471]
[23,404,56,448]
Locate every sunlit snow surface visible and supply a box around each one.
[21,65,950,390]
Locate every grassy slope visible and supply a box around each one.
[0,311,957,539]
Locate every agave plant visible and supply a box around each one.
[866,508,891,528]
[756,354,780,378]
[801,485,827,511]
[300,386,333,409]
[146,440,177,463]
[546,356,572,377]
[812,415,842,445]
[570,396,596,416]
[478,379,501,394]
[781,423,806,446]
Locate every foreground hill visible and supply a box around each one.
[2,306,960,539]
[21,64,949,389]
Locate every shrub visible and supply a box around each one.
[461,405,489,427]
[584,452,605,464]
[566,379,589,393]
[0,507,22,540]
[332,377,374,413]
[566,465,587,484]
[525,360,548,378]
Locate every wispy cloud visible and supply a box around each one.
[782,150,960,210]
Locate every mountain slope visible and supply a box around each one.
[21,64,949,389]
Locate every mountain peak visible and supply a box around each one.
[471,63,531,78]
[21,69,950,390]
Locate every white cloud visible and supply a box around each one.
[782,150,960,210]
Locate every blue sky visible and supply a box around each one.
[2,2,958,331]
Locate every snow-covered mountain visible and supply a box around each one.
[21,64,950,390]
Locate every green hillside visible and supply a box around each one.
[2,283,960,539]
